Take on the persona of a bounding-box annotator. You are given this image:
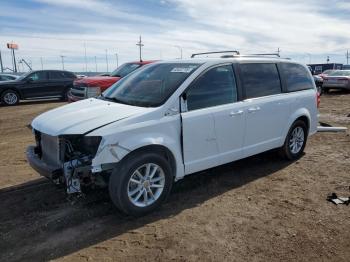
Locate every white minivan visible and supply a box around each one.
[27,53,319,216]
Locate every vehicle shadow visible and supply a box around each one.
[323,89,350,96]
[0,150,293,262]
[0,99,65,107]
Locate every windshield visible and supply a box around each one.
[110,63,142,77]
[103,63,202,107]
[328,70,350,76]
[17,71,32,80]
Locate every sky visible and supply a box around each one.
[0,0,350,72]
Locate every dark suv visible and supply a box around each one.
[0,70,77,106]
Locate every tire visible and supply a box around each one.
[280,120,308,160]
[109,151,173,216]
[1,89,20,106]
[61,89,70,101]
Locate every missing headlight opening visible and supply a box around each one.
[59,135,103,194]
[31,131,105,194]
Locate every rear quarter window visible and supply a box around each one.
[280,63,314,92]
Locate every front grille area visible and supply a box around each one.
[40,133,61,168]
[71,87,87,98]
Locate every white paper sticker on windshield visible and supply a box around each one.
[171,67,194,73]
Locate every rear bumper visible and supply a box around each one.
[26,145,62,179]
[323,83,350,89]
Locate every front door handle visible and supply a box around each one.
[230,110,244,116]
[247,106,261,113]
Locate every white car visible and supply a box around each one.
[27,54,319,216]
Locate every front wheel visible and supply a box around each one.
[280,120,308,160]
[1,89,20,106]
[109,152,173,216]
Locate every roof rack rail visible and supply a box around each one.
[191,50,240,58]
[243,53,281,57]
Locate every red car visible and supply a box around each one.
[68,60,156,102]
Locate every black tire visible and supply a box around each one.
[61,89,70,101]
[109,151,173,216]
[280,120,308,160]
[323,87,329,94]
[1,89,20,106]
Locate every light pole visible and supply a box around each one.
[0,50,3,72]
[60,55,65,70]
[115,52,119,68]
[174,45,183,59]
[136,35,144,62]
[84,42,87,73]
[105,49,109,72]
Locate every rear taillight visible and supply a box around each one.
[316,91,320,108]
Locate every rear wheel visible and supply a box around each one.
[109,152,173,216]
[1,89,19,106]
[280,120,308,160]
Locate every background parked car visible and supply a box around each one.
[68,60,156,102]
[0,73,19,81]
[322,70,350,92]
[0,70,77,106]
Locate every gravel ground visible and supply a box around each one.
[0,92,349,262]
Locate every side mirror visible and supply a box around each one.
[182,92,187,101]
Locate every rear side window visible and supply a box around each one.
[63,72,76,79]
[240,63,281,99]
[186,65,237,111]
[280,63,314,92]
[49,71,66,80]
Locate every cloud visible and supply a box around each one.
[0,0,349,71]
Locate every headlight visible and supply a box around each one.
[86,86,101,98]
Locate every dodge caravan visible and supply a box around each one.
[27,53,319,216]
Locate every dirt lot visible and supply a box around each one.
[0,94,349,262]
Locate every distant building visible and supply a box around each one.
[307,63,343,74]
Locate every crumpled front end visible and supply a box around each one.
[26,130,107,194]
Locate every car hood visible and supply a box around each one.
[0,80,20,85]
[74,76,121,89]
[31,98,151,136]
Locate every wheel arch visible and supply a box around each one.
[283,109,311,139]
[120,144,177,179]
[0,87,23,100]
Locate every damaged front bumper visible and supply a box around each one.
[26,145,62,180]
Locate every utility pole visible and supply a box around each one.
[136,35,144,62]
[40,57,43,70]
[12,49,17,72]
[60,55,65,70]
[105,49,109,72]
[84,43,87,73]
[115,52,119,68]
[174,45,183,59]
[94,56,97,73]
[0,50,3,72]
[277,47,281,57]
[346,50,349,65]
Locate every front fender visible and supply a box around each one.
[91,117,185,179]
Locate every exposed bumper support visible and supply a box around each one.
[26,145,62,179]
